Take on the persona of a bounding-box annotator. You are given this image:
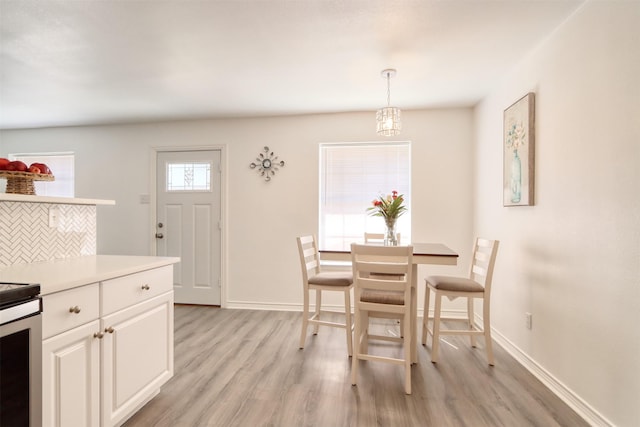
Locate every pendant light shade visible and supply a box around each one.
[376,69,401,136]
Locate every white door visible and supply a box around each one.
[156,150,221,305]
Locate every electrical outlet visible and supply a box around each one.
[525,312,533,330]
[48,207,60,228]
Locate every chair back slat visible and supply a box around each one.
[467,238,499,293]
[364,232,401,245]
[474,251,490,263]
[357,277,407,292]
[355,261,408,275]
[471,264,487,277]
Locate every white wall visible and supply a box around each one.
[0,108,473,311]
[474,2,640,426]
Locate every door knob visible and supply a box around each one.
[155,233,164,239]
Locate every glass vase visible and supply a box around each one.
[384,220,398,246]
[510,149,522,203]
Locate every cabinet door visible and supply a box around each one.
[101,291,174,427]
[42,320,101,427]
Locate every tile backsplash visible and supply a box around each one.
[0,201,96,267]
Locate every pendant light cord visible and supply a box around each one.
[386,72,391,107]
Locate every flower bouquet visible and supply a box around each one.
[366,190,407,245]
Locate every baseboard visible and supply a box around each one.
[225,300,302,311]
[480,316,613,427]
[226,300,354,312]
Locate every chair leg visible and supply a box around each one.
[299,289,309,349]
[422,285,431,345]
[431,293,442,363]
[344,288,353,357]
[313,289,321,334]
[403,311,412,395]
[361,311,370,354]
[468,297,477,348]
[483,298,495,366]
[351,306,362,386]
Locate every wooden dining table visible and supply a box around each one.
[319,243,459,363]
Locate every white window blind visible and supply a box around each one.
[319,142,411,248]
[10,152,74,197]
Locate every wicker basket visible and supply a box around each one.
[0,170,55,195]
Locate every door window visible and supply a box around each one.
[166,162,211,192]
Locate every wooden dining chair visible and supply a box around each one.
[422,238,499,365]
[297,235,354,356]
[364,232,401,245]
[363,232,405,335]
[350,243,413,394]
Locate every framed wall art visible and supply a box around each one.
[503,92,535,206]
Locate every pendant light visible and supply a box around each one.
[376,68,401,136]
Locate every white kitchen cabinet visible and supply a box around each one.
[42,283,101,427]
[40,263,175,427]
[42,320,101,427]
[100,291,174,427]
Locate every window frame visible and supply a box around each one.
[8,152,75,198]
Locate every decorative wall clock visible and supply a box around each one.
[249,146,285,181]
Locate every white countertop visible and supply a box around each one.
[0,255,180,295]
[0,193,115,205]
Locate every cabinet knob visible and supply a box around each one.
[141,284,150,290]
[69,306,81,314]
[93,332,104,339]
[104,327,115,334]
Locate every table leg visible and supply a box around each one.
[411,263,418,364]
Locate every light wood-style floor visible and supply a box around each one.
[124,305,588,427]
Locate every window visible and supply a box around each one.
[319,142,411,248]
[9,152,74,197]
[166,162,211,191]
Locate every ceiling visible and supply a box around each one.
[0,0,584,130]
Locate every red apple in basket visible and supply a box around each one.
[0,158,9,170]
[28,165,41,174]
[6,160,28,172]
[30,162,51,175]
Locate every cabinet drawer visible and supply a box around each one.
[43,283,100,339]
[101,266,173,315]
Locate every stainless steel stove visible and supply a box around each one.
[0,281,42,427]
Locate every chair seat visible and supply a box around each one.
[426,275,484,293]
[361,290,404,305]
[308,271,353,287]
